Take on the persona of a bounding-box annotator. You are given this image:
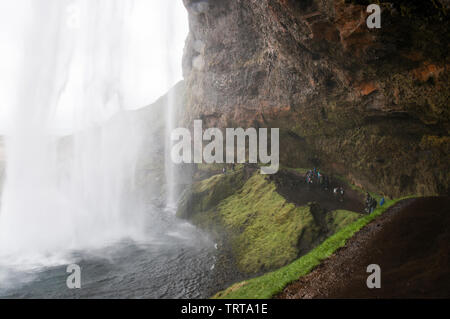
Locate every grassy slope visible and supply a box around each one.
[192,171,361,274]
[213,196,415,299]
[217,174,314,273]
[177,168,247,219]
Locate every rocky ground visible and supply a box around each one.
[277,197,450,298]
[270,169,365,212]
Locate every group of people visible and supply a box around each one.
[222,164,385,214]
[305,168,330,190]
[305,168,346,201]
[365,193,386,214]
[333,186,345,202]
[303,168,390,214]
[365,192,378,214]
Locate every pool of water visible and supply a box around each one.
[0,210,221,299]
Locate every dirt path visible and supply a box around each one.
[271,169,365,213]
[277,197,450,299]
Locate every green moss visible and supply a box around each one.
[287,167,309,175]
[176,168,247,219]
[216,174,315,273]
[196,163,231,174]
[325,210,361,234]
[191,172,362,274]
[334,175,366,195]
[213,196,417,299]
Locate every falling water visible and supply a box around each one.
[0,0,188,269]
[164,4,178,210]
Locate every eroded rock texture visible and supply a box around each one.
[182,0,449,197]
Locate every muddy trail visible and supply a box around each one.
[270,169,365,213]
[277,197,450,299]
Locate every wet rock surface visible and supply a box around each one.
[270,169,365,212]
[181,0,450,197]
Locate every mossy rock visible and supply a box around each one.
[179,168,363,274]
[176,167,247,219]
[213,175,361,273]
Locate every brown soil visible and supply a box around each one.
[270,169,365,213]
[276,197,450,299]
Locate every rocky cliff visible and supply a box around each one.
[181,0,449,197]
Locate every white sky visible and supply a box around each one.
[0,0,188,134]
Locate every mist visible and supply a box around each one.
[0,0,188,134]
[0,0,188,269]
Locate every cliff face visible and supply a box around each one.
[182,0,449,197]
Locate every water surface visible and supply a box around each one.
[0,210,219,299]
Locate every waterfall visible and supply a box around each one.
[0,0,188,268]
[165,87,176,209]
[164,4,178,210]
